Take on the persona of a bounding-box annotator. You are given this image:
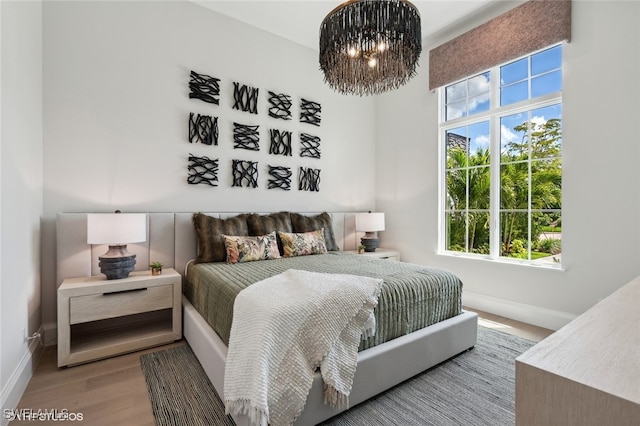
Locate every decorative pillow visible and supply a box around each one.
[246,212,292,255]
[192,213,249,263]
[223,232,281,264]
[278,229,328,257]
[246,212,292,235]
[290,212,339,251]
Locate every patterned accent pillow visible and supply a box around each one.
[290,212,339,251]
[192,213,248,263]
[246,212,292,255]
[278,229,328,257]
[223,232,281,264]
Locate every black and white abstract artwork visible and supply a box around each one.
[300,98,321,126]
[269,129,292,156]
[189,113,218,145]
[300,133,321,159]
[189,70,220,105]
[233,82,259,114]
[268,91,292,120]
[233,122,260,151]
[184,69,326,193]
[267,166,292,190]
[298,167,321,192]
[232,159,259,188]
[187,154,219,186]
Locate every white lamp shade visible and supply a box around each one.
[356,212,385,232]
[87,213,147,245]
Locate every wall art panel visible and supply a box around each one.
[189,113,218,145]
[187,154,219,186]
[233,82,259,114]
[300,98,321,126]
[269,129,292,156]
[233,122,260,151]
[232,159,259,188]
[298,167,321,192]
[267,166,292,190]
[300,133,321,159]
[189,70,220,105]
[268,91,292,120]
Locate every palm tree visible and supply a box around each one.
[500,118,562,256]
[446,118,561,257]
[446,146,490,252]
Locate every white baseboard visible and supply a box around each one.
[463,290,576,331]
[0,325,45,426]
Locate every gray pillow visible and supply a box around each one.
[192,213,248,263]
[246,212,292,235]
[247,212,293,255]
[290,212,339,251]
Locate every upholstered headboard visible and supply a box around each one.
[56,212,362,285]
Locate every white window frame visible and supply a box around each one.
[437,45,563,269]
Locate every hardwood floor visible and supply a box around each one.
[9,310,553,425]
[464,307,554,342]
[8,342,185,426]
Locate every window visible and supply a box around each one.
[440,45,562,266]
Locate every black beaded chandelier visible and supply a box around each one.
[319,0,422,96]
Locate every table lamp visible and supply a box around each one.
[356,212,385,252]
[87,211,147,279]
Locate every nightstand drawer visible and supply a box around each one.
[69,284,173,324]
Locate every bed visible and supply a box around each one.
[55,211,478,426]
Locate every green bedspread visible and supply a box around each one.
[184,252,462,351]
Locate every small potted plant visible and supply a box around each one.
[149,261,163,275]
[358,244,366,254]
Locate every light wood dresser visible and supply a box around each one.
[57,268,182,367]
[515,276,640,425]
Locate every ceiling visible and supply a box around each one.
[193,0,496,50]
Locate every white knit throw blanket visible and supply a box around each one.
[224,269,383,426]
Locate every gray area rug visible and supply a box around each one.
[140,327,534,426]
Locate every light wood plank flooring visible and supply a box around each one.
[9,310,553,425]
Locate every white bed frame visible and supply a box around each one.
[56,212,478,426]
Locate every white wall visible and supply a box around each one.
[376,0,640,329]
[41,1,376,325]
[0,0,43,419]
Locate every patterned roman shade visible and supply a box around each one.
[429,0,571,91]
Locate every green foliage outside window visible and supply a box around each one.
[446,118,562,259]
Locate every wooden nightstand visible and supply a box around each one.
[346,248,400,261]
[57,268,182,367]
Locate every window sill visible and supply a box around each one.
[437,251,565,271]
